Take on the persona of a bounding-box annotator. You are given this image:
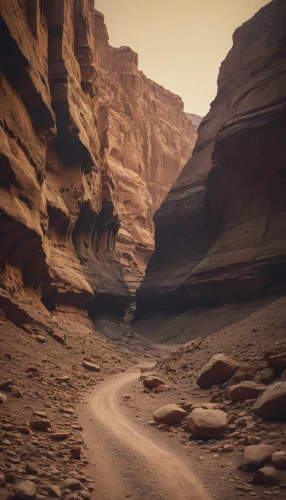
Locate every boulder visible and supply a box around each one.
[252,466,280,485]
[153,404,187,425]
[196,354,239,387]
[271,451,286,469]
[253,382,286,420]
[226,381,266,401]
[187,408,227,438]
[143,376,166,390]
[241,444,275,472]
[14,480,37,500]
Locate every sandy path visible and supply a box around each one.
[80,366,212,500]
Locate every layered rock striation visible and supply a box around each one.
[136,0,286,316]
[0,1,197,331]
[0,0,130,329]
[94,11,197,297]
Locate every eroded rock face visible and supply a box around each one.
[94,12,197,297]
[136,0,286,315]
[0,0,130,328]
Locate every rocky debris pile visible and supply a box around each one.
[0,317,138,500]
[148,341,286,494]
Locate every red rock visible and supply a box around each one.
[268,353,286,371]
[29,420,51,430]
[50,432,69,441]
[196,354,239,387]
[82,360,101,372]
[136,0,286,315]
[241,444,275,472]
[253,382,286,420]
[143,376,167,390]
[252,466,280,485]
[226,381,266,401]
[153,404,187,425]
[14,480,37,500]
[0,379,13,391]
[187,408,228,438]
[271,451,286,469]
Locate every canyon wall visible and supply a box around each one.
[136,0,286,317]
[0,1,197,331]
[186,113,202,128]
[94,11,197,298]
[0,0,130,331]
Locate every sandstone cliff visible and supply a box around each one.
[0,1,197,333]
[0,0,130,332]
[136,0,286,316]
[94,11,197,297]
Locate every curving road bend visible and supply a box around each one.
[80,367,212,500]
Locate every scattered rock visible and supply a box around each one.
[0,379,13,391]
[0,391,7,403]
[52,332,66,345]
[196,354,239,387]
[25,463,38,475]
[248,436,262,445]
[29,420,51,430]
[153,404,187,424]
[226,381,266,401]
[12,387,22,397]
[78,491,90,500]
[271,451,286,469]
[252,466,280,485]
[143,376,166,390]
[14,480,37,500]
[82,360,101,372]
[267,352,286,371]
[35,335,46,344]
[50,432,69,441]
[253,382,286,420]
[156,384,170,392]
[187,408,228,438]
[259,367,275,384]
[71,447,81,460]
[60,478,82,491]
[0,474,6,487]
[241,444,275,472]
[47,485,62,498]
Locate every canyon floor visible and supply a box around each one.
[1,295,286,500]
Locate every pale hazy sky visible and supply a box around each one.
[96,0,270,116]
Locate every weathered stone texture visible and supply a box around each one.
[94,11,197,297]
[136,0,286,316]
[0,0,130,330]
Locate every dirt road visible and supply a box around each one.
[80,366,212,500]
